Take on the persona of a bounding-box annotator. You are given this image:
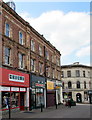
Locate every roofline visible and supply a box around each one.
[61,64,92,68]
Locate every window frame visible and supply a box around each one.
[19,31,23,45]
[5,23,10,37]
[18,53,24,69]
[4,47,11,65]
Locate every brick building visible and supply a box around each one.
[0,1,62,112]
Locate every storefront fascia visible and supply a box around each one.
[30,74,46,109]
[0,68,29,111]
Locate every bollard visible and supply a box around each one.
[56,104,57,109]
[41,103,43,112]
[8,105,11,119]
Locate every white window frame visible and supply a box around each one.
[19,31,23,45]
[4,47,11,65]
[31,59,35,72]
[5,23,10,37]
[19,53,24,69]
[39,46,42,56]
[31,40,35,52]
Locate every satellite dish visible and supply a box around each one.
[6,0,16,11]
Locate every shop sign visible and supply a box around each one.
[35,83,44,87]
[0,86,10,91]
[11,87,19,91]
[47,81,54,90]
[9,74,25,82]
[20,88,26,91]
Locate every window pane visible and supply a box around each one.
[19,32,23,44]
[5,23,10,37]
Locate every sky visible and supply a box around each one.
[3,0,90,65]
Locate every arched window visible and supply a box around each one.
[84,81,86,89]
[68,81,72,89]
[77,81,80,88]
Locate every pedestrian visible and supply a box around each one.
[68,96,72,108]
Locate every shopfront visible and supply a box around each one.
[0,68,29,111]
[47,80,55,107]
[30,74,45,109]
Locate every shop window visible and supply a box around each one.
[77,81,80,88]
[67,71,71,77]
[11,92,19,108]
[76,70,80,77]
[19,31,24,45]
[5,47,11,65]
[2,92,10,109]
[19,53,24,69]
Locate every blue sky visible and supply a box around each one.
[4,1,90,65]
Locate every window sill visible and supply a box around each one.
[3,63,13,68]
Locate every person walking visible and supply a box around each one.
[68,96,72,108]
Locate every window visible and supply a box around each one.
[39,62,43,74]
[31,40,35,51]
[77,81,80,88]
[57,58,60,66]
[88,71,90,77]
[67,71,71,77]
[52,69,55,78]
[76,70,80,77]
[39,46,42,56]
[5,23,10,37]
[45,50,49,60]
[5,47,11,65]
[62,82,64,89]
[62,71,64,78]
[83,71,85,77]
[68,81,72,89]
[58,72,61,80]
[19,53,24,69]
[84,81,86,89]
[31,59,35,72]
[19,31,23,45]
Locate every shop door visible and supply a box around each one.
[76,93,82,103]
[20,93,24,110]
[47,91,55,107]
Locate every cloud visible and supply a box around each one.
[20,10,90,58]
[76,45,90,57]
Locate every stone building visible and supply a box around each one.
[61,62,91,103]
[0,1,62,113]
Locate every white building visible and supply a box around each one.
[61,62,91,103]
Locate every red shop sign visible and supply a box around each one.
[0,68,29,87]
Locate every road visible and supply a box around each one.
[2,104,91,119]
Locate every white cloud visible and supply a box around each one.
[20,10,90,58]
[76,46,90,57]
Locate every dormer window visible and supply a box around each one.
[19,31,23,45]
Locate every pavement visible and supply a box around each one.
[1,103,91,119]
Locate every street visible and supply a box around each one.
[2,104,91,119]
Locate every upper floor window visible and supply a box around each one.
[62,71,64,78]
[45,50,49,60]
[39,46,42,56]
[68,81,72,89]
[39,62,43,74]
[31,40,35,51]
[88,71,90,77]
[58,72,61,80]
[62,82,64,89]
[76,70,80,77]
[19,53,24,69]
[84,81,86,89]
[19,31,23,45]
[52,68,55,78]
[67,71,71,77]
[31,59,35,72]
[83,71,85,77]
[5,47,11,65]
[77,81,80,88]
[57,58,60,66]
[5,23,10,37]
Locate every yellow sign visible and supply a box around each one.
[47,81,54,90]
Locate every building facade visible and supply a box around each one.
[61,62,91,103]
[0,1,62,112]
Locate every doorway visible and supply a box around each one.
[76,93,82,103]
[20,92,25,110]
